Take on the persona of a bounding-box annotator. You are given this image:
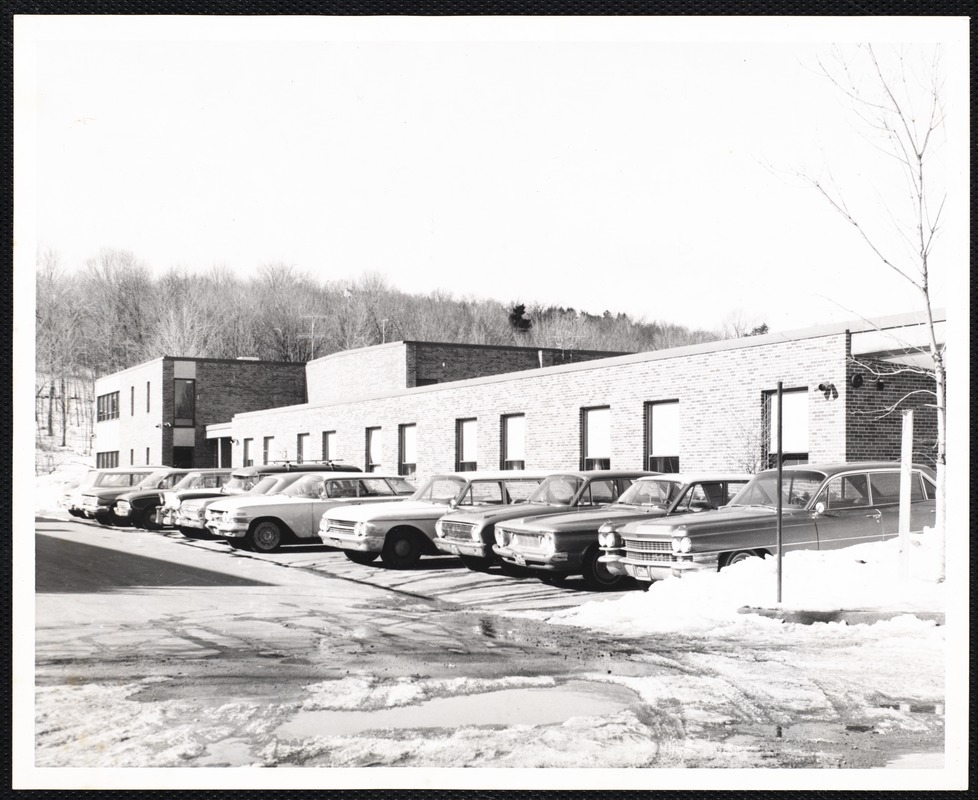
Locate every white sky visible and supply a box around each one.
[15,16,969,332]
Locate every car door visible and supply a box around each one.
[813,472,883,550]
[870,470,937,538]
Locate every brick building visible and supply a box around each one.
[92,357,307,468]
[205,312,942,484]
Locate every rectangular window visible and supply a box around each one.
[96,392,120,422]
[173,379,196,427]
[456,418,478,472]
[243,438,254,467]
[297,433,309,464]
[501,414,526,470]
[645,400,680,473]
[322,430,336,463]
[263,436,274,465]
[766,388,809,467]
[129,448,134,465]
[581,406,611,470]
[130,386,135,416]
[365,427,382,472]
[398,424,417,478]
[145,447,151,465]
[96,451,119,468]
[146,381,151,413]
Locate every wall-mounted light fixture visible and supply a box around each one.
[850,373,864,389]
[817,382,833,393]
[231,439,240,445]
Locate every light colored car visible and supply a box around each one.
[61,469,101,517]
[435,470,654,575]
[605,462,937,586]
[206,473,415,553]
[319,471,551,569]
[488,473,750,590]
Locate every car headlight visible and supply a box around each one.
[434,520,445,537]
[193,508,206,520]
[672,536,692,554]
[116,501,131,513]
[471,526,484,542]
[540,532,556,555]
[598,530,622,548]
[495,529,511,547]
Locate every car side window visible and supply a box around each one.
[823,474,870,509]
[465,482,504,505]
[869,471,924,505]
[326,480,358,499]
[679,484,714,512]
[582,480,616,506]
[359,478,394,496]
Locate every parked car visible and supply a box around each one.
[491,472,750,590]
[602,462,937,587]
[158,462,360,530]
[205,473,415,552]
[435,470,654,575]
[319,471,551,569]
[78,467,183,525]
[112,468,232,530]
[61,469,101,517]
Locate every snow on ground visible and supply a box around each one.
[553,533,945,638]
[34,453,93,514]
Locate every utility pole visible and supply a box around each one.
[299,315,331,360]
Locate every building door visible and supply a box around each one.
[172,446,195,468]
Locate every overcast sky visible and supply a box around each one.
[16,16,968,332]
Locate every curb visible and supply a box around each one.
[737,606,945,626]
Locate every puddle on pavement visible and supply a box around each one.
[277,680,638,739]
[197,738,254,766]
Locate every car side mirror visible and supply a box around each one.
[813,501,826,516]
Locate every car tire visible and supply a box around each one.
[581,546,629,591]
[723,550,762,568]
[246,520,284,553]
[344,551,379,565]
[139,507,161,531]
[459,554,493,572]
[381,529,422,569]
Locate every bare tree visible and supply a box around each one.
[807,44,947,579]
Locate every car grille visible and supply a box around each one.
[325,520,356,535]
[624,538,675,563]
[511,532,542,550]
[439,521,476,541]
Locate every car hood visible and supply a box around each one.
[116,489,164,504]
[85,487,140,501]
[504,504,671,534]
[626,505,810,536]
[324,499,451,524]
[438,502,573,527]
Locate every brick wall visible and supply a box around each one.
[229,332,862,483]
[845,355,938,465]
[305,343,408,405]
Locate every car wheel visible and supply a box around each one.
[723,550,761,568]
[247,520,283,553]
[581,546,629,591]
[640,581,654,592]
[459,554,493,572]
[94,512,116,527]
[381,529,422,569]
[139,507,161,531]
[344,550,379,565]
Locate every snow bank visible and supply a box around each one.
[554,534,945,637]
[34,455,94,514]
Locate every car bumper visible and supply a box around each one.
[320,530,385,552]
[114,509,132,521]
[210,521,248,537]
[620,554,720,582]
[597,552,628,576]
[176,516,207,529]
[157,508,174,526]
[433,537,491,558]
[491,545,583,572]
[82,505,111,517]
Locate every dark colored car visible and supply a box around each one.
[79,467,187,526]
[603,462,937,586]
[112,468,233,530]
[490,473,750,590]
[434,470,654,576]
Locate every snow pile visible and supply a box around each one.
[34,456,94,514]
[555,534,945,637]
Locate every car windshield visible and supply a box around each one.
[283,475,325,498]
[248,476,278,494]
[225,474,260,492]
[94,473,139,488]
[411,476,467,503]
[78,470,100,489]
[528,476,584,505]
[172,472,204,490]
[728,470,826,509]
[618,479,684,508]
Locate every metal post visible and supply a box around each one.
[776,381,783,604]
[899,409,914,583]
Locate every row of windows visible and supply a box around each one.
[98,380,195,427]
[96,450,119,468]
[236,389,810,474]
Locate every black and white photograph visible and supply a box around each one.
[13,14,969,791]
